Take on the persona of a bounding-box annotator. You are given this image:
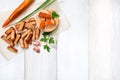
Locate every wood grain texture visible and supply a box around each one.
[24,46,57,80]
[89,0,114,80]
[0,53,24,80]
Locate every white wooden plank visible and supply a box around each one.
[57,0,89,80]
[25,46,57,80]
[0,53,24,80]
[89,0,114,80]
[24,49,42,80]
[111,0,120,80]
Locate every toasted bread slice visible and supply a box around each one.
[24,31,33,42]
[10,41,14,47]
[17,29,28,34]
[21,29,32,38]
[35,28,40,39]
[6,34,11,40]
[24,40,29,49]
[14,33,21,44]
[25,18,36,23]
[25,22,35,30]
[1,35,11,44]
[5,27,14,35]
[15,21,25,31]
[32,30,36,41]
[7,46,17,53]
[10,30,16,41]
[20,38,24,48]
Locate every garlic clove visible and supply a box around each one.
[33,47,40,53]
[33,40,41,46]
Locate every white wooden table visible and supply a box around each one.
[90,0,120,80]
[0,0,89,80]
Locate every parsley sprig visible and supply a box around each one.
[52,11,59,19]
[40,32,55,52]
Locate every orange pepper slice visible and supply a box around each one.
[39,12,51,19]
[45,19,55,26]
[39,18,45,29]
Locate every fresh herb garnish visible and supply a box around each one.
[44,44,50,52]
[40,32,51,42]
[52,11,59,19]
[40,37,47,42]
[40,32,55,52]
[49,37,54,44]
[42,32,51,37]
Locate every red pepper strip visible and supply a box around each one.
[40,18,45,29]
[45,19,54,26]
[39,12,51,19]
[2,0,34,28]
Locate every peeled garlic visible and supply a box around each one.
[33,46,40,53]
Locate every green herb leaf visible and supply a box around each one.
[42,32,51,37]
[40,37,47,42]
[52,11,59,19]
[49,37,55,44]
[40,32,55,52]
[44,44,50,52]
